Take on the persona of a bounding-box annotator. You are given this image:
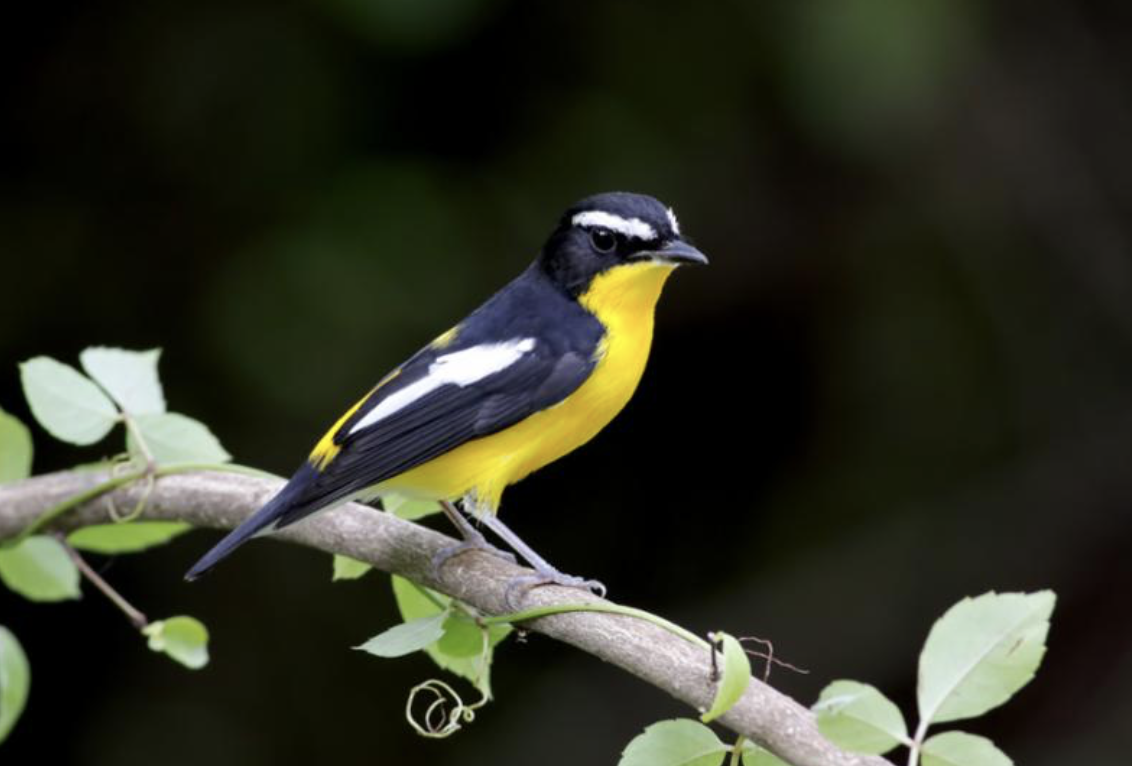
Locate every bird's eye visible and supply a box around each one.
[589,228,616,253]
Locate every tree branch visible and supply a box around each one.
[0,470,891,766]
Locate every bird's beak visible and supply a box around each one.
[651,239,709,266]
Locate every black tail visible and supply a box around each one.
[184,465,325,581]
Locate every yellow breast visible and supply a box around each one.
[381,261,677,511]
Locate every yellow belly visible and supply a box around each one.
[378,261,676,512]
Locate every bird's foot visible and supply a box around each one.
[432,528,518,574]
[504,568,606,611]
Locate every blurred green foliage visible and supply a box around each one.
[3,0,1131,764]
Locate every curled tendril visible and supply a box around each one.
[404,619,494,739]
[406,680,475,738]
[105,454,156,523]
[104,455,136,521]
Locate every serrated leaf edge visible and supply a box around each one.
[919,591,1054,724]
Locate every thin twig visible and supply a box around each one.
[57,534,149,630]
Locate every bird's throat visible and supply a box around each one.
[578,261,677,337]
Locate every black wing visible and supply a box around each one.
[184,344,593,581]
[278,344,594,524]
[184,265,605,581]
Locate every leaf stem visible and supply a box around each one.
[907,718,929,766]
[121,412,156,472]
[58,535,148,630]
[482,601,710,650]
[730,736,747,766]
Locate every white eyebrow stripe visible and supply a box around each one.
[666,207,680,236]
[348,338,537,434]
[572,210,657,240]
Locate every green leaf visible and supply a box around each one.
[0,409,33,484]
[67,521,191,554]
[390,575,510,697]
[79,347,166,415]
[383,493,442,520]
[814,680,907,754]
[0,536,80,601]
[619,719,727,766]
[0,626,30,745]
[921,731,1013,766]
[742,743,791,766]
[436,613,485,658]
[701,631,751,723]
[19,356,118,445]
[144,616,210,669]
[331,554,372,581]
[434,612,510,662]
[392,574,446,622]
[131,412,231,465]
[485,623,511,648]
[355,613,448,658]
[918,591,1055,725]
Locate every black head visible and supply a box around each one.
[538,192,707,295]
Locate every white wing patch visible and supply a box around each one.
[666,207,680,236]
[348,338,537,434]
[572,210,657,240]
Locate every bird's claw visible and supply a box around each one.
[504,571,607,611]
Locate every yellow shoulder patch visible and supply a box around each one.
[429,325,460,350]
[308,368,401,469]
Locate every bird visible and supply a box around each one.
[184,191,707,597]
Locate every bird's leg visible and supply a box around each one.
[432,499,517,571]
[475,513,606,609]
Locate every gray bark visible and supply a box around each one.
[0,470,892,766]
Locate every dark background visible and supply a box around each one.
[3,0,1131,763]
